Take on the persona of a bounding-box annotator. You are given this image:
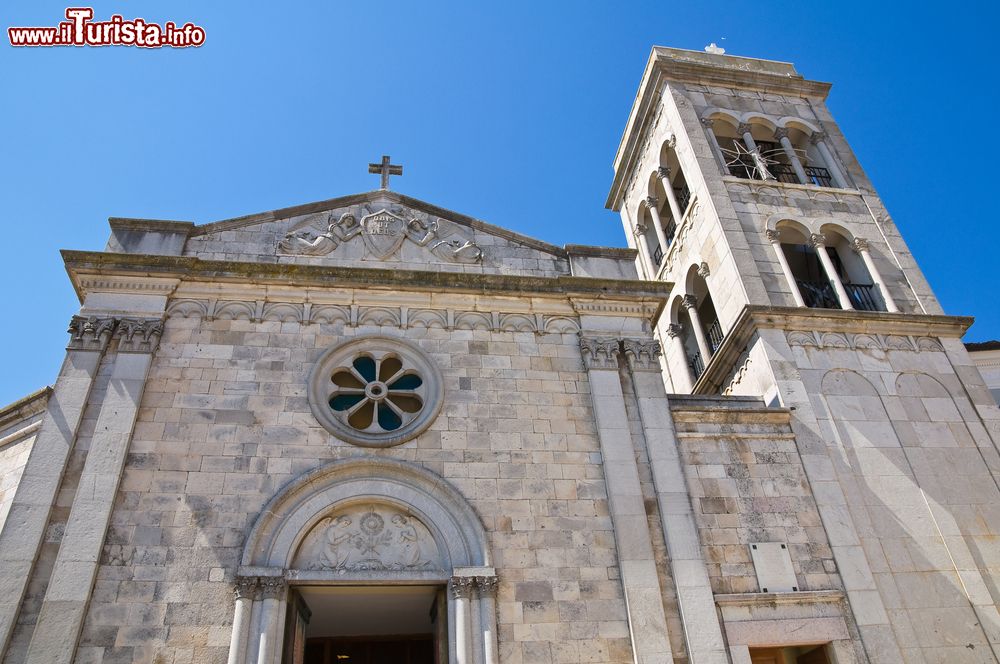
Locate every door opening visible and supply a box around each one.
[284,585,447,664]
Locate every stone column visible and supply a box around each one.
[766,229,807,307]
[623,340,730,664]
[476,576,499,664]
[738,122,775,180]
[255,577,288,664]
[450,576,474,664]
[645,197,671,256]
[469,582,484,664]
[773,128,808,184]
[0,315,115,657]
[810,234,853,310]
[701,118,729,174]
[853,238,899,312]
[681,295,713,363]
[579,337,674,662]
[810,131,849,188]
[633,223,653,269]
[657,164,685,223]
[666,324,695,392]
[25,317,163,664]
[228,577,259,664]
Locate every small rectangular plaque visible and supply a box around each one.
[749,542,798,593]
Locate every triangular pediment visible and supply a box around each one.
[182,190,570,277]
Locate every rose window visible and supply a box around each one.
[308,337,443,447]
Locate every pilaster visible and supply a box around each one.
[580,336,674,663]
[0,315,116,658]
[25,316,164,664]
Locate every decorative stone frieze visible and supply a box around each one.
[580,337,621,370]
[66,315,117,352]
[165,299,582,334]
[114,317,164,354]
[786,330,945,352]
[622,339,662,372]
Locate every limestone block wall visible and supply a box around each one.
[670,399,840,596]
[65,313,635,664]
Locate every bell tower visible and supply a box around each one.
[607,47,1000,663]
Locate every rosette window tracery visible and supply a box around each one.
[328,353,425,433]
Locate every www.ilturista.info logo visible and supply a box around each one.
[8,8,205,48]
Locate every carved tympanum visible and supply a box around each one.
[278,205,482,263]
[292,505,444,572]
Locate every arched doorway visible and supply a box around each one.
[228,457,497,664]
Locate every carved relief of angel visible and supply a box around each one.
[404,217,439,246]
[278,213,361,256]
[430,238,483,264]
[391,513,423,567]
[319,515,354,569]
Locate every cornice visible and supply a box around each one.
[691,305,974,395]
[108,218,195,234]
[714,590,845,608]
[76,275,181,296]
[62,251,672,320]
[0,386,52,431]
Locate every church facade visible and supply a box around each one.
[0,47,999,664]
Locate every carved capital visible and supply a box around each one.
[697,261,711,279]
[736,123,753,136]
[259,576,287,600]
[765,229,782,244]
[700,117,715,129]
[665,134,677,149]
[666,323,684,339]
[809,233,827,249]
[66,315,117,352]
[772,127,789,141]
[476,576,499,597]
[115,317,165,354]
[450,576,475,599]
[622,339,662,372]
[852,237,870,253]
[580,337,621,371]
[644,196,658,210]
[234,576,259,601]
[809,131,828,145]
[656,166,671,180]
[634,223,648,236]
[681,294,699,311]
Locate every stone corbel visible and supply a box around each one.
[580,337,621,370]
[115,317,165,354]
[622,338,662,372]
[66,315,117,352]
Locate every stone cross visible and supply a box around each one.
[368,155,403,190]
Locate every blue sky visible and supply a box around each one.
[1,1,997,404]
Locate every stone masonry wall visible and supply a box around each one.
[671,402,840,595]
[70,313,633,664]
